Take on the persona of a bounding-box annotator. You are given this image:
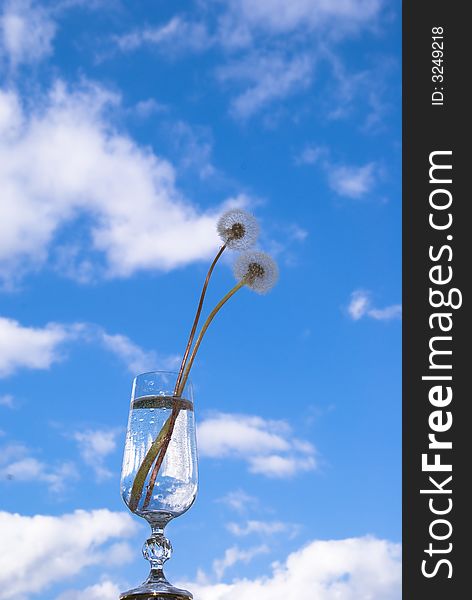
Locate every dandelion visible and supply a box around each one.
[174,209,259,394]
[233,251,279,294]
[134,211,277,512]
[176,251,278,396]
[217,209,259,250]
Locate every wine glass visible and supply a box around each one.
[120,371,198,599]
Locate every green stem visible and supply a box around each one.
[131,278,247,511]
[128,416,172,513]
[174,244,226,396]
[177,278,246,397]
[142,404,180,510]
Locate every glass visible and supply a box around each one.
[120,371,198,599]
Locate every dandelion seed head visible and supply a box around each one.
[217,209,259,250]
[233,251,279,294]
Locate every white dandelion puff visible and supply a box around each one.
[234,251,279,294]
[217,209,259,250]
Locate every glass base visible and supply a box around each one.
[120,570,192,600]
[120,587,192,600]
[120,593,191,600]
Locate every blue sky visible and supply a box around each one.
[0,1,401,598]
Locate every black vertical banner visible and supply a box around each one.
[403,2,469,598]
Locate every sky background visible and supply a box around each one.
[0,1,401,599]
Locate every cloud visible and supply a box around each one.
[221,0,383,39]
[55,580,122,600]
[0,0,56,68]
[132,98,167,118]
[0,393,15,408]
[318,48,394,127]
[347,290,371,320]
[328,162,377,198]
[198,412,317,478]
[0,317,72,377]
[0,315,178,377]
[227,520,297,538]
[109,2,384,124]
[217,489,259,513]
[51,535,401,600]
[217,52,313,119]
[347,290,402,321]
[295,145,381,200]
[0,509,136,600]
[115,0,382,57]
[0,443,78,493]
[114,0,381,57]
[213,545,269,580]
[115,16,212,54]
[163,119,216,179]
[368,305,402,320]
[294,144,326,166]
[99,331,180,374]
[0,81,228,286]
[184,536,401,599]
[249,454,315,478]
[72,428,121,481]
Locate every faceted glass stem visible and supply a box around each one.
[142,525,173,586]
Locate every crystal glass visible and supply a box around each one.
[120,371,198,599]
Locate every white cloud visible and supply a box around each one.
[56,580,122,600]
[99,331,180,374]
[0,315,179,377]
[227,520,297,538]
[0,442,79,493]
[347,290,371,320]
[217,52,313,119]
[222,0,382,38]
[0,393,15,408]
[184,536,401,600]
[164,119,216,179]
[0,509,136,600]
[0,317,72,377]
[0,0,56,68]
[294,144,326,166]
[133,98,167,118]
[213,545,269,580]
[217,489,259,513]
[347,291,401,322]
[110,2,384,124]
[198,412,316,478]
[0,81,230,285]
[115,0,382,56]
[52,535,401,600]
[368,305,402,321]
[249,454,315,477]
[72,428,121,481]
[295,145,381,201]
[328,162,377,198]
[115,16,212,54]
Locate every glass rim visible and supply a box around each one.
[134,370,180,377]
[133,370,193,396]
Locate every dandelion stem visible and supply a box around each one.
[142,407,179,509]
[141,278,248,508]
[128,417,172,512]
[177,278,247,397]
[174,244,227,396]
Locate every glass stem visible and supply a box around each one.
[143,524,172,584]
